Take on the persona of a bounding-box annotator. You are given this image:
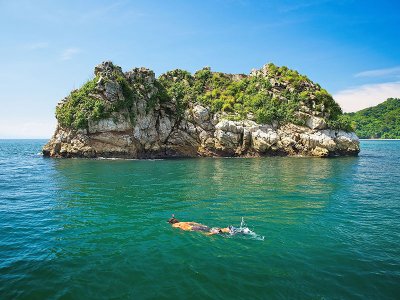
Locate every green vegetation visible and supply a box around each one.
[345,98,400,138]
[56,73,138,129]
[55,77,109,129]
[158,69,195,116]
[114,73,136,123]
[327,114,354,132]
[158,64,349,129]
[56,62,352,131]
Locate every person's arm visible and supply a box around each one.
[204,231,218,236]
[205,228,230,235]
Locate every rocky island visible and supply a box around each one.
[43,61,359,158]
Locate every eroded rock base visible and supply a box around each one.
[43,105,359,158]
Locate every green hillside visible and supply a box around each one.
[55,62,352,131]
[346,98,400,139]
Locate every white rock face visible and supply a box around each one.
[88,114,131,134]
[215,120,243,134]
[104,81,123,102]
[158,116,173,142]
[215,129,241,150]
[192,105,210,124]
[251,128,279,152]
[335,130,360,151]
[133,113,158,146]
[306,116,327,130]
[45,106,360,158]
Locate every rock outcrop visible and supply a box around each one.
[43,62,359,158]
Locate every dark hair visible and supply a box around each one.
[168,217,179,224]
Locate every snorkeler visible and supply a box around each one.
[168,215,231,235]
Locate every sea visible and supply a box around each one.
[0,139,399,299]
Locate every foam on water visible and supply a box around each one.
[225,217,265,241]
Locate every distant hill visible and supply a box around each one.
[346,98,400,139]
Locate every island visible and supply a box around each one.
[345,98,400,139]
[43,61,360,158]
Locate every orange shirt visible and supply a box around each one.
[172,222,204,231]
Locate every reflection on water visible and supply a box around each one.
[51,155,359,230]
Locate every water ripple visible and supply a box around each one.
[0,140,400,299]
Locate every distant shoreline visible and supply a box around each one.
[1,138,400,142]
[360,139,400,141]
[0,138,49,140]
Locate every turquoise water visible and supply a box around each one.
[0,140,399,299]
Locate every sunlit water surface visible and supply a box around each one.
[0,140,399,299]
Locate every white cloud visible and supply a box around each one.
[333,81,400,112]
[61,47,81,60]
[355,66,400,78]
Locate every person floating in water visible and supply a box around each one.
[168,215,231,235]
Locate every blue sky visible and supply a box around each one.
[1,0,400,138]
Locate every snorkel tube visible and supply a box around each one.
[168,214,179,224]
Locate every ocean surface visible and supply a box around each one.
[0,140,399,299]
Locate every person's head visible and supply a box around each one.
[168,214,179,224]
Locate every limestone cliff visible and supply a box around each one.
[43,61,359,158]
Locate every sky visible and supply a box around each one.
[0,0,399,138]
